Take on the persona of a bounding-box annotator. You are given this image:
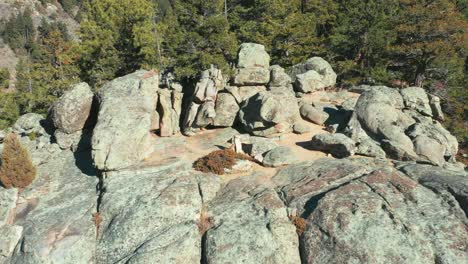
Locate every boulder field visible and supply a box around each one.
[0,43,466,264]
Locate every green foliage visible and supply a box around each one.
[158,0,237,78]
[328,0,399,85]
[59,0,82,15]
[389,0,467,87]
[1,8,36,53]
[79,0,159,87]
[0,68,9,89]
[0,93,19,130]
[229,0,337,67]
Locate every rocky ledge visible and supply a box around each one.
[0,43,466,264]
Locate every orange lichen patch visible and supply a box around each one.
[142,69,159,78]
[92,212,103,238]
[0,133,37,189]
[197,209,213,235]
[290,215,307,236]
[194,149,251,175]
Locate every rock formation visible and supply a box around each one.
[345,86,458,167]
[289,57,337,93]
[0,43,466,264]
[92,70,159,171]
[183,66,224,136]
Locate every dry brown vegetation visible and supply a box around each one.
[0,133,36,189]
[290,215,307,236]
[194,149,251,175]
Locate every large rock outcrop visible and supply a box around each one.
[274,158,468,264]
[96,161,221,263]
[92,70,159,171]
[239,91,301,136]
[8,150,98,264]
[233,43,270,85]
[183,67,224,135]
[289,57,337,93]
[345,86,458,166]
[204,175,301,264]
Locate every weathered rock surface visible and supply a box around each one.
[12,113,47,136]
[429,94,444,121]
[263,146,297,167]
[274,158,379,212]
[400,163,468,215]
[300,103,329,125]
[242,136,279,161]
[0,188,17,225]
[234,67,271,86]
[289,57,337,92]
[213,93,239,127]
[205,175,301,264]
[274,159,468,264]
[225,85,267,104]
[295,70,327,93]
[239,91,300,136]
[0,225,23,263]
[183,67,223,135]
[92,70,159,171]
[233,43,270,85]
[9,150,98,264]
[269,65,292,88]
[96,161,221,264]
[293,122,311,134]
[54,130,89,151]
[50,82,94,134]
[346,86,459,165]
[311,133,356,158]
[401,87,432,116]
[301,168,468,264]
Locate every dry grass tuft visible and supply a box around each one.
[290,215,307,236]
[194,149,251,175]
[0,133,36,189]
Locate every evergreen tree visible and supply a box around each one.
[329,0,399,84]
[229,0,337,67]
[16,22,80,115]
[1,8,36,53]
[79,0,159,87]
[0,93,19,130]
[159,0,237,78]
[390,0,466,87]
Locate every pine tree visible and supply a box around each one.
[79,0,159,87]
[15,22,80,115]
[329,0,399,84]
[159,0,237,78]
[1,8,36,53]
[0,93,19,130]
[228,0,337,67]
[390,0,467,87]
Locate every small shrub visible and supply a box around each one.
[0,68,9,89]
[194,149,250,175]
[0,133,37,189]
[290,215,307,236]
[28,132,37,141]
